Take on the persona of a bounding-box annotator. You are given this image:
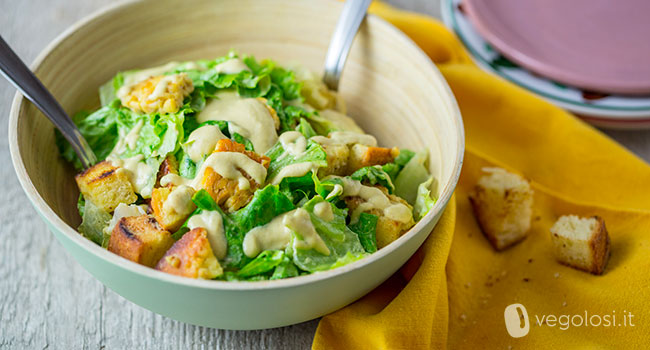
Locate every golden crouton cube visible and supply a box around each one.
[201,167,259,213]
[214,139,270,168]
[75,161,137,212]
[118,73,194,114]
[318,143,350,177]
[156,155,179,187]
[151,186,196,232]
[107,215,174,267]
[155,227,223,279]
[468,167,534,251]
[344,186,415,249]
[347,144,399,173]
[550,215,610,275]
[200,139,269,212]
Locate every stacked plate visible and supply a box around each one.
[441,0,650,129]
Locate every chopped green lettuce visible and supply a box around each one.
[382,148,416,183]
[289,197,367,272]
[296,118,317,138]
[348,212,378,253]
[78,199,112,246]
[413,176,437,221]
[279,172,317,205]
[350,166,395,193]
[305,109,364,135]
[265,139,327,182]
[315,176,344,201]
[395,149,416,167]
[271,255,300,280]
[227,185,295,268]
[237,250,285,278]
[394,150,430,205]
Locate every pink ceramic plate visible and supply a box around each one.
[464,0,650,95]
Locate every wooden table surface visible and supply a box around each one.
[1,1,648,349]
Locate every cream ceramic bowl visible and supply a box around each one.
[8,0,463,329]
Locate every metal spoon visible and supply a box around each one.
[322,0,372,91]
[0,36,96,169]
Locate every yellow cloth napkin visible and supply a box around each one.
[313,3,650,349]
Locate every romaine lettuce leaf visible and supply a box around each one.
[350,166,395,193]
[394,150,431,205]
[296,118,317,138]
[279,172,317,205]
[78,199,112,246]
[348,212,378,253]
[413,176,437,221]
[382,148,416,183]
[265,139,327,182]
[237,250,285,278]
[226,185,295,268]
[289,196,367,272]
[271,254,300,280]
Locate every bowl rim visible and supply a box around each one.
[8,0,465,292]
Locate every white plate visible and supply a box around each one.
[441,0,650,129]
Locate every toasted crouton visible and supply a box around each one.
[200,140,269,212]
[107,215,174,267]
[318,143,350,177]
[155,227,222,279]
[347,144,399,173]
[550,215,610,275]
[117,73,194,114]
[201,167,259,212]
[468,167,534,251]
[156,155,179,187]
[151,185,196,232]
[344,186,415,249]
[75,161,137,212]
[213,139,270,168]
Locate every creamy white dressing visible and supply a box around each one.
[285,209,330,255]
[269,162,318,185]
[104,203,147,235]
[147,75,177,100]
[117,62,180,98]
[214,58,250,74]
[319,109,364,133]
[339,177,412,224]
[185,125,227,162]
[109,154,155,198]
[124,120,143,150]
[109,120,143,157]
[198,94,278,153]
[187,211,227,260]
[242,208,329,258]
[242,212,292,258]
[326,184,343,200]
[313,201,334,222]
[161,152,267,191]
[311,131,377,147]
[162,185,195,217]
[278,131,307,158]
[180,61,204,71]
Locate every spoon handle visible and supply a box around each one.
[0,36,96,168]
[322,0,372,91]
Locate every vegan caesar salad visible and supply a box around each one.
[57,52,438,281]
